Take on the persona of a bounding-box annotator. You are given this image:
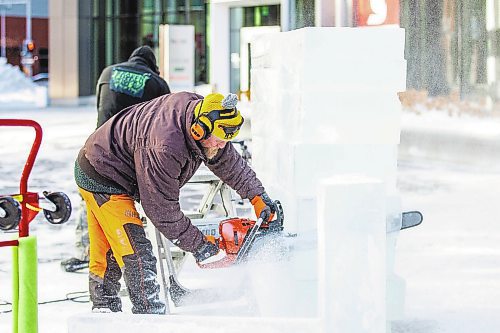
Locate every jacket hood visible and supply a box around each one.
[128,46,159,74]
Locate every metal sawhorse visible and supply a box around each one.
[151,170,239,313]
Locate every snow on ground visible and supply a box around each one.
[401,109,500,139]
[1,104,500,332]
[395,159,500,333]
[0,58,48,108]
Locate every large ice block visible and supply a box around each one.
[251,27,407,92]
[250,28,406,333]
[250,27,406,146]
[251,28,406,67]
[385,193,405,323]
[252,138,398,197]
[317,176,386,333]
[269,189,317,234]
[250,89,402,144]
[247,234,318,318]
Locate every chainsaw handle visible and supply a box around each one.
[272,200,284,226]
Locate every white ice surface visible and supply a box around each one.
[0,105,500,332]
[318,177,386,333]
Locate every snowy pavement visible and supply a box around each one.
[1,105,500,332]
[400,111,500,172]
[395,158,500,333]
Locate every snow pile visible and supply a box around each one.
[0,57,48,108]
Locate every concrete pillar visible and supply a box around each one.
[209,2,230,95]
[281,0,291,32]
[49,0,79,100]
[315,0,336,26]
[209,0,282,95]
[315,0,354,27]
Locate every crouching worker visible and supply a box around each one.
[74,92,276,314]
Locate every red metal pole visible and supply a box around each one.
[0,240,19,248]
[0,119,43,237]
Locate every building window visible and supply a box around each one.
[90,0,208,92]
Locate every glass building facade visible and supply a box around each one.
[229,5,281,93]
[79,0,497,102]
[88,0,208,92]
[81,0,317,95]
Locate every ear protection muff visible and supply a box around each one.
[191,117,212,141]
[191,100,211,141]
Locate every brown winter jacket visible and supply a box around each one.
[76,92,264,252]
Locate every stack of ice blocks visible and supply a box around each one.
[249,27,406,330]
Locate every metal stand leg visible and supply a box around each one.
[155,228,171,314]
[155,175,237,308]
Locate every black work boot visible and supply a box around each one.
[122,223,166,314]
[89,250,123,312]
[61,257,89,272]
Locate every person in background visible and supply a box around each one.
[61,45,170,272]
[74,92,276,313]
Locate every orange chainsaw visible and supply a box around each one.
[167,200,284,307]
[197,200,284,269]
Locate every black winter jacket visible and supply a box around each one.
[96,46,170,128]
